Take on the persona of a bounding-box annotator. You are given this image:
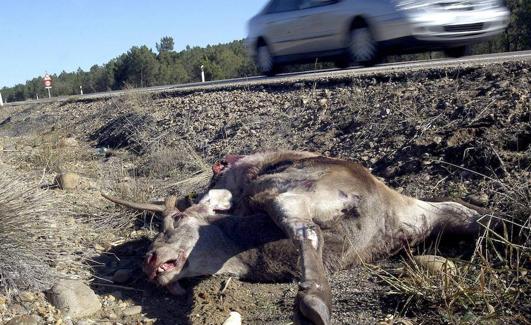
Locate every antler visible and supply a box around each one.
[101,193,182,230]
[101,193,166,213]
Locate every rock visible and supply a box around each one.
[54,173,80,190]
[112,269,133,284]
[466,193,489,207]
[47,279,101,318]
[0,294,7,305]
[318,98,328,108]
[76,320,96,325]
[10,303,28,315]
[18,291,35,302]
[413,255,457,276]
[58,137,78,148]
[122,305,142,316]
[93,243,106,252]
[5,315,41,325]
[222,311,242,325]
[433,136,443,144]
[143,317,157,324]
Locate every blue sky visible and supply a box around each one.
[0,0,267,88]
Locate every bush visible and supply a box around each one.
[0,168,74,296]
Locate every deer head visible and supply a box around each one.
[102,189,235,295]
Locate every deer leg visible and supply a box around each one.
[258,192,331,325]
[425,200,485,236]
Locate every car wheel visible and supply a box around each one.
[256,44,277,76]
[348,23,379,67]
[444,46,468,58]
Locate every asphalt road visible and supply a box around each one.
[4,50,531,107]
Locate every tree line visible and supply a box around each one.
[1,38,258,102]
[1,0,529,103]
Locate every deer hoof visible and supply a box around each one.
[295,283,331,325]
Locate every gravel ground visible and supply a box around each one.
[0,60,529,325]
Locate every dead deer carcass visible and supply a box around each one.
[103,150,486,325]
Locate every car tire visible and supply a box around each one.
[256,43,277,76]
[348,22,379,67]
[444,46,469,58]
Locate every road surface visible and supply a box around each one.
[4,50,531,106]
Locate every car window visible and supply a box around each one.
[300,0,337,10]
[267,0,303,13]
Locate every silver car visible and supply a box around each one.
[246,0,510,75]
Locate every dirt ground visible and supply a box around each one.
[0,60,529,324]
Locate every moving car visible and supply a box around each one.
[246,0,510,75]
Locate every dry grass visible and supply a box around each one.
[371,176,530,323]
[0,166,82,296]
[19,132,95,176]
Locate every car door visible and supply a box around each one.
[296,0,345,53]
[261,0,305,56]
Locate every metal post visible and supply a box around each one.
[80,85,83,95]
[201,65,205,83]
[47,88,51,98]
[0,92,3,106]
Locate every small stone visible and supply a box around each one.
[318,98,328,108]
[466,193,489,207]
[122,305,142,316]
[36,305,48,316]
[93,243,105,252]
[112,269,133,284]
[54,173,80,190]
[143,317,157,324]
[0,294,7,305]
[58,138,78,148]
[76,321,95,325]
[11,303,28,315]
[222,311,242,325]
[5,315,41,325]
[19,291,35,302]
[47,279,101,318]
[108,312,118,320]
[413,255,457,276]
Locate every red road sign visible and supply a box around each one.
[43,74,52,88]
